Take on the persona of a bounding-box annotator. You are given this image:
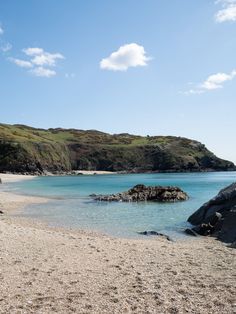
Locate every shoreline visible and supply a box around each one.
[0,173,48,214]
[0,173,236,313]
[0,172,36,183]
[1,168,235,178]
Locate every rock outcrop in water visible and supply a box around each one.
[91,184,188,202]
[186,182,236,244]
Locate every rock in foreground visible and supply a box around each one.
[186,182,236,244]
[91,184,188,202]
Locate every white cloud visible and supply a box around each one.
[23,47,64,66]
[0,42,12,52]
[23,47,44,56]
[10,47,64,78]
[9,58,33,68]
[0,26,4,35]
[183,69,236,94]
[31,52,64,66]
[215,0,236,22]
[201,71,236,89]
[30,67,56,78]
[100,43,150,71]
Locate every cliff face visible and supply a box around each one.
[0,123,235,174]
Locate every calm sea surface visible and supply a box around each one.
[7,172,236,239]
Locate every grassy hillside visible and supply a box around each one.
[0,123,234,174]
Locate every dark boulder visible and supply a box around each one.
[91,184,188,203]
[216,210,236,243]
[186,183,236,245]
[188,182,236,225]
[185,212,222,236]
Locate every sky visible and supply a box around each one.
[0,0,236,163]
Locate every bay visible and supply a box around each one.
[9,172,236,239]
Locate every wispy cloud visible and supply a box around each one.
[201,71,236,89]
[100,43,151,71]
[10,47,64,77]
[9,57,33,68]
[183,69,236,94]
[215,0,236,22]
[0,42,12,52]
[30,67,56,78]
[23,47,64,67]
[183,89,205,95]
[0,26,63,77]
[65,73,75,79]
[23,47,44,56]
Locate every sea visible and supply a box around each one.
[6,172,236,239]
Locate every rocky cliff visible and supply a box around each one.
[0,123,235,174]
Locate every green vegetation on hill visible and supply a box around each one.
[0,123,234,174]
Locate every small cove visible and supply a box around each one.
[7,171,236,239]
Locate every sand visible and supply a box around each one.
[0,173,47,213]
[74,170,117,175]
[0,174,236,313]
[0,173,36,183]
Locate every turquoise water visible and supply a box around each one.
[8,172,236,239]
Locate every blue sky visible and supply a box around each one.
[1,0,236,163]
